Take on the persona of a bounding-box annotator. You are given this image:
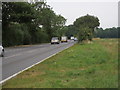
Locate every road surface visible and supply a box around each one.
[1,40,75,83]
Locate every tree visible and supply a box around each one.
[65,25,79,38]
[2,2,66,47]
[77,27,93,42]
[74,14,100,42]
[2,2,35,46]
[51,15,66,37]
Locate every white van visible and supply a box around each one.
[61,36,68,43]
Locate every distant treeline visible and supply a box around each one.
[2,2,66,47]
[95,27,120,38]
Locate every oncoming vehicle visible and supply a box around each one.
[51,37,60,44]
[0,45,4,57]
[61,36,68,43]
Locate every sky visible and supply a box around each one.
[1,0,119,28]
[47,0,119,29]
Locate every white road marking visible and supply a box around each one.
[0,43,74,84]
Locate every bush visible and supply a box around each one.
[2,23,49,47]
[3,23,24,46]
[78,27,93,43]
[34,29,49,43]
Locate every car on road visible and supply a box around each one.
[74,37,78,41]
[0,45,4,57]
[70,36,75,40]
[51,37,60,44]
[61,36,68,43]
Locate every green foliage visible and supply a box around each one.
[22,28,31,45]
[59,26,68,37]
[74,14,100,29]
[65,25,79,38]
[34,29,49,43]
[95,27,119,38]
[3,23,24,46]
[78,27,93,42]
[2,2,34,25]
[51,15,66,37]
[74,14,100,42]
[2,2,66,47]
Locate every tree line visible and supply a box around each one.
[2,2,118,47]
[2,2,66,47]
[94,27,120,38]
[3,2,99,47]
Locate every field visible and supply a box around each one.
[3,39,118,88]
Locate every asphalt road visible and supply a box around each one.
[1,40,75,82]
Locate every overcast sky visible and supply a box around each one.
[47,0,119,29]
[1,0,119,28]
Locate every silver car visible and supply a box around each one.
[0,45,4,57]
[51,37,60,44]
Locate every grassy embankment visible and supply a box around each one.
[3,39,118,88]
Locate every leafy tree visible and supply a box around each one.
[2,2,35,46]
[51,15,66,37]
[2,2,66,47]
[65,25,79,38]
[2,2,34,26]
[77,27,93,42]
[59,26,68,37]
[74,14,100,42]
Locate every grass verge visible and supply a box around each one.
[3,39,118,88]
